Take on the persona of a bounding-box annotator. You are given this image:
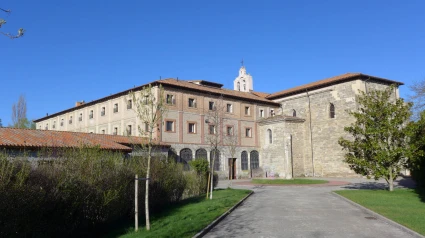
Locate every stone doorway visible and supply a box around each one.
[228,158,236,180]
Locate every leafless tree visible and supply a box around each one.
[130,84,167,231]
[409,79,425,119]
[205,95,226,199]
[0,7,25,39]
[12,94,28,128]
[223,122,238,187]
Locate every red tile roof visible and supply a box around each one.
[266,73,404,99]
[0,128,168,151]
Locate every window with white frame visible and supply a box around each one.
[188,122,196,133]
[226,103,233,113]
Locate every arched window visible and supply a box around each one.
[250,150,259,169]
[195,148,207,160]
[237,82,240,91]
[168,148,177,162]
[267,129,272,144]
[292,109,296,117]
[330,103,335,118]
[180,148,193,170]
[210,149,220,171]
[241,151,248,170]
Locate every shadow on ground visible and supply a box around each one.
[342,176,417,190]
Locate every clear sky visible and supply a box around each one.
[1,0,424,126]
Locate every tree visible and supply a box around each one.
[224,122,238,186]
[12,94,30,129]
[409,79,425,120]
[407,111,425,187]
[0,7,25,39]
[205,95,225,199]
[130,84,167,231]
[338,85,413,191]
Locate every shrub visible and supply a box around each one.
[0,147,206,237]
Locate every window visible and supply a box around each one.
[79,113,82,121]
[243,84,246,91]
[101,107,105,116]
[209,125,216,134]
[60,119,64,126]
[127,125,132,135]
[89,110,93,119]
[241,151,248,170]
[330,103,335,118]
[188,122,196,134]
[226,103,233,113]
[113,103,118,113]
[144,122,149,132]
[237,82,240,91]
[101,129,105,134]
[143,96,149,105]
[188,98,196,108]
[113,127,118,135]
[270,109,275,117]
[53,121,56,129]
[226,126,234,136]
[69,116,73,124]
[292,109,296,117]
[166,94,175,105]
[260,109,264,118]
[245,106,250,115]
[209,101,215,110]
[268,129,272,144]
[127,100,132,109]
[45,124,48,130]
[245,128,252,137]
[166,120,174,132]
[250,150,259,169]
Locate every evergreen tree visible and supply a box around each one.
[338,85,413,191]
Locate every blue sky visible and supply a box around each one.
[1,0,424,126]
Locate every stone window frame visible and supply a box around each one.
[165,119,176,133]
[113,127,118,135]
[267,129,272,144]
[226,103,233,113]
[292,109,296,117]
[226,125,234,136]
[101,106,106,116]
[127,124,132,136]
[208,124,216,135]
[52,121,56,129]
[127,99,132,109]
[79,113,83,121]
[187,121,197,134]
[69,116,73,124]
[166,94,176,105]
[89,110,94,119]
[188,98,197,108]
[60,118,64,126]
[101,129,106,134]
[244,106,251,116]
[329,103,335,119]
[113,103,119,113]
[245,127,252,138]
[259,109,264,118]
[209,101,216,111]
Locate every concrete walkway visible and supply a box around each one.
[205,177,419,238]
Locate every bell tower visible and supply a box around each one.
[233,60,253,92]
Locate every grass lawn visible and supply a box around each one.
[335,189,425,235]
[108,188,251,238]
[252,178,328,185]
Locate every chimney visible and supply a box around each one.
[75,100,85,107]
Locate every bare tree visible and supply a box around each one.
[1,7,25,39]
[223,122,238,187]
[12,94,29,128]
[409,79,425,119]
[130,84,167,231]
[205,95,225,199]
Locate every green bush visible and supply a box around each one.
[0,146,206,237]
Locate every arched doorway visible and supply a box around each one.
[180,148,193,171]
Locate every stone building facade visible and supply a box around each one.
[35,68,403,178]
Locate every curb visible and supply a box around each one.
[331,192,425,238]
[192,190,254,238]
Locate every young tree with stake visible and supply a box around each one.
[130,84,167,230]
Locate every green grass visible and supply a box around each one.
[109,189,251,238]
[252,178,328,185]
[335,189,425,235]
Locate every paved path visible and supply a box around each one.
[205,177,418,238]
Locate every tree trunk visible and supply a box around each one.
[389,166,394,192]
[145,144,151,230]
[210,151,215,200]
